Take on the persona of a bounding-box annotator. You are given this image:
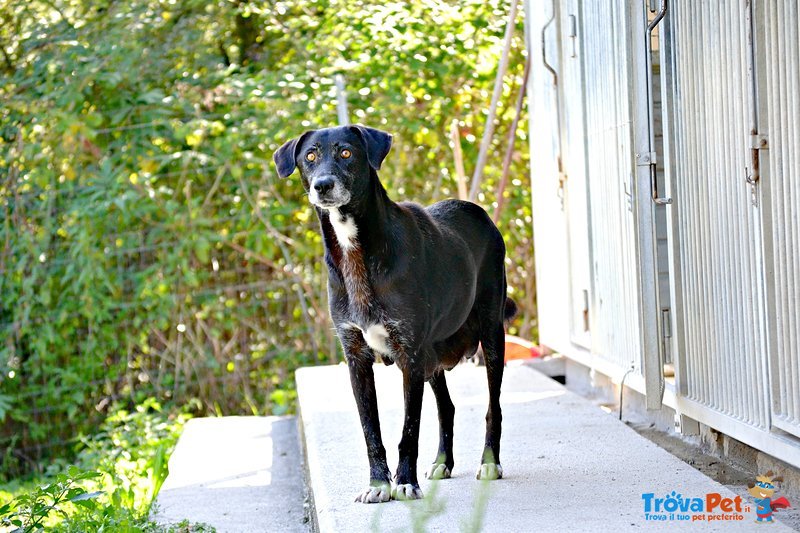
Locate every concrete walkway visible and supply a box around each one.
[296,363,794,532]
[153,416,308,532]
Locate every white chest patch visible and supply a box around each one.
[328,208,358,250]
[362,323,393,359]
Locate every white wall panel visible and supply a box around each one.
[581,0,644,374]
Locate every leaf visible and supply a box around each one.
[195,237,211,263]
[69,490,103,503]
[0,395,12,423]
[74,470,102,481]
[138,89,166,104]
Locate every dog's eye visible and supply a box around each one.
[306,152,316,162]
[340,149,351,159]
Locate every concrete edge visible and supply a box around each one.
[295,371,320,533]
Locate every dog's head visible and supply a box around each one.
[273,125,392,209]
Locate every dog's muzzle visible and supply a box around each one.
[309,175,351,208]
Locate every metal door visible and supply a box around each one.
[581,0,657,382]
[666,0,771,429]
[528,0,662,404]
[560,0,593,348]
[529,0,573,353]
[758,0,800,439]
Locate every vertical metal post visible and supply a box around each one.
[334,74,349,126]
[631,0,664,409]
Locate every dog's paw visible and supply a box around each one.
[476,463,503,480]
[426,463,452,480]
[391,483,424,501]
[354,482,392,504]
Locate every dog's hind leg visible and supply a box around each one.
[477,322,505,480]
[426,369,454,480]
[392,366,425,500]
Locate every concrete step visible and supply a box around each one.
[154,416,308,532]
[296,363,793,532]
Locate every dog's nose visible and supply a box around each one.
[313,177,335,195]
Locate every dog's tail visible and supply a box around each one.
[504,297,518,323]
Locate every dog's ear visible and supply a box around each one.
[273,131,311,178]
[351,125,392,170]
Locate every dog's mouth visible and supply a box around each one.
[312,198,348,208]
[309,182,351,209]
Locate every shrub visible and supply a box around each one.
[0,0,533,477]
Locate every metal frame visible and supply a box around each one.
[757,0,800,439]
[629,0,664,409]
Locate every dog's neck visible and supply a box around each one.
[317,169,393,262]
[317,169,394,322]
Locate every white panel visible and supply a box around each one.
[527,0,572,352]
[580,0,643,373]
[560,0,592,347]
[667,0,770,429]
[761,0,800,438]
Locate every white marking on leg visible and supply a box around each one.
[328,207,358,250]
[362,323,393,359]
[355,482,391,503]
[391,483,423,501]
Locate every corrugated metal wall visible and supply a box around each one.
[761,0,800,438]
[529,0,800,467]
[667,1,771,429]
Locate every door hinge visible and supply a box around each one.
[746,133,768,185]
[568,14,578,58]
[635,151,657,167]
[582,289,590,332]
[746,133,767,206]
[661,308,672,340]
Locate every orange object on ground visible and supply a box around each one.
[504,334,542,361]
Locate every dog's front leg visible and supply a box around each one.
[344,334,392,504]
[392,366,425,500]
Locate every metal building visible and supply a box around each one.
[527,0,800,468]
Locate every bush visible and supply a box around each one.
[0,0,534,477]
[0,399,202,531]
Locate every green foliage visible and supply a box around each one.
[74,398,188,518]
[0,467,101,532]
[1,472,214,533]
[0,399,202,532]
[0,0,535,477]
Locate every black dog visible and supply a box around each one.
[274,125,515,503]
